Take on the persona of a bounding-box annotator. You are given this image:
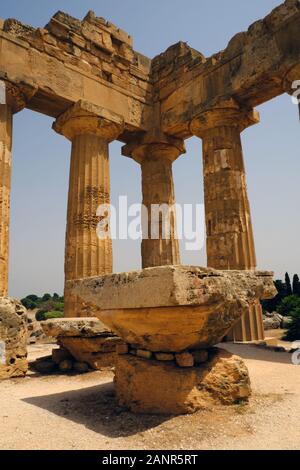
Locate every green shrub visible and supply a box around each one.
[283,308,300,342]
[36,300,64,314]
[26,294,39,302]
[42,293,52,302]
[35,310,46,321]
[277,296,300,316]
[21,292,64,314]
[43,311,64,320]
[35,310,64,321]
[21,298,37,310]
[53,302,64,312]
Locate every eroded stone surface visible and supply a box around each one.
[41,317,113,337]
[115,348,251,415]
[58,336,122,369]
[0,297,28,379]
[1,11,152,126]
[72,266,276,310]
[41,317,121,370]
[71,266,276,352]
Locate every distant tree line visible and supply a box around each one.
[262,273,300,341]
[21,293,64,321]
[262,273,300,313]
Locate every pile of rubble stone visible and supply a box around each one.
[263,311,293,330]
[35,317,124,374]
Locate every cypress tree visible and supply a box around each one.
[285,272,293,296]
[293,274,300,296]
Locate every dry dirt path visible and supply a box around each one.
[0,343,299,450]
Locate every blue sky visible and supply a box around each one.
[1,1,299,297]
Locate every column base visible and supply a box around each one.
[115,347,251,415]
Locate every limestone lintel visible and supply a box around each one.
[189,99,260,138]
[122,132,186,164]
[0,79,37,114]
[53,99,125,141]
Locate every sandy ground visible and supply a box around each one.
[0,342,299,450]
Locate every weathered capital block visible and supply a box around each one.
[71,266,276,352]
[0,297,28,379]
[53,99,124,142]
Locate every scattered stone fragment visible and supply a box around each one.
[282,317,293,329]
[136,349,152,359]
[59,359,73,372]
[57,336,119,369]
[34,359,56,374]
[41,318,121,370]
[263,316,281,330]
[155,353,174,362]
[175,352,194,368]
[73,362,89,373]
[192,350,208,364]
[52,347,73,364]
[116,343,129,355]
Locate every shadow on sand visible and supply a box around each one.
[221,343,293,365]
[23,343,294,438]
[23,380,172,438]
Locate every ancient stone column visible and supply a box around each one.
[0,81,33,297]
[190,99,264,342]
[122,135,185,268]
[54,101,124,317]
[0,103,12,297]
